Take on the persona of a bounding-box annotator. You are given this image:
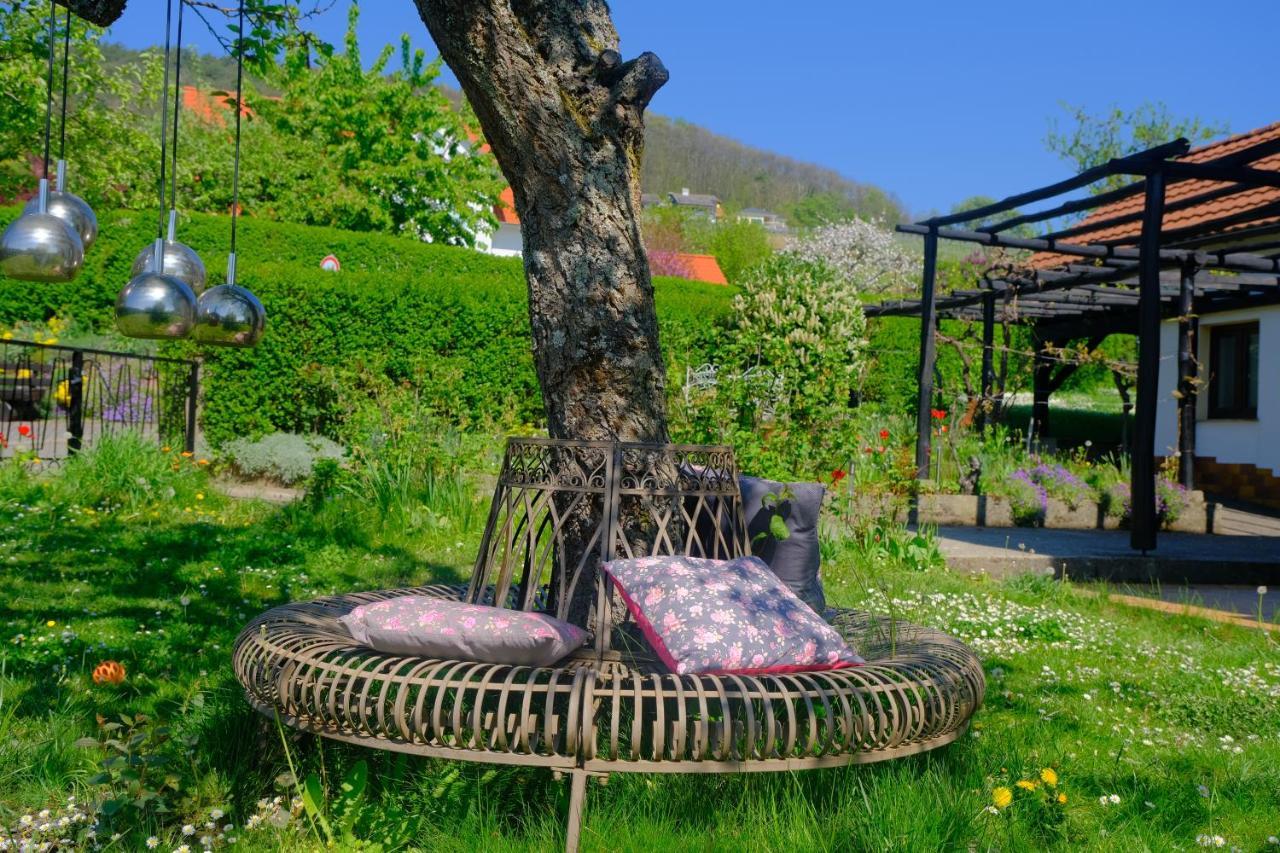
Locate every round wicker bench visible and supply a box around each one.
[234,439,984,849]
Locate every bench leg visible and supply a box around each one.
[565,768,589,852]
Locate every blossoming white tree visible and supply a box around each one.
[788,219,918,297]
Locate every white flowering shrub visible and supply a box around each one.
[787,219,917,295]
[675,253,867,476]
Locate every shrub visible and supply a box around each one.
[0,206,733,447]
[54,432,213,510]
[221,431,346,486]
[673,253,867,478]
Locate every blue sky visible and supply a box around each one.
[105,0,1280,218]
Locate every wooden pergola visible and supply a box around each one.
[868,134,1280,552]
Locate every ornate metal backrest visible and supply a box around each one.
[468,438,747,654]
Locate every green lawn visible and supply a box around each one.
[0,443,1277,851]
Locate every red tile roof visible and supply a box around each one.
[673,253,728,285]
[1034,122,1280,266]
[495,186,520,225]
[181,85,254,126]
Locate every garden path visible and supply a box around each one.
[935,525,1280,593]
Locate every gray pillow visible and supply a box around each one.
[338,596,589,666]
[740,476,827,614]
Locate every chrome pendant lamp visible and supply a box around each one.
[129,0,207,295]
[194,2,265,348]
[24,7,98,252]
[0,0,85,282]
[116,0,196,339]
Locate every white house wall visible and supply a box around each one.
[1155,303,1279,476]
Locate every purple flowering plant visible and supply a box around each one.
[1005,457,1093,526]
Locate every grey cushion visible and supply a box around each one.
[338,596,589,666]
[740,476,827,614]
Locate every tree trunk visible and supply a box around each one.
[416,0,671,444]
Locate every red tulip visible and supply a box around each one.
[18,424,31,437]
[831,469,847,483]
[879,429,890,441]
[940,425,949,434]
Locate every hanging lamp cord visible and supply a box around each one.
[157,0,174,240]
[41,0,55,180]
[229,2,245,260]
[169,0,185,213]
[58,6,70,162]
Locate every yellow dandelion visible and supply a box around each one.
[1040,768,1058,787]
[184,507,192,513]
[196,493,205,501]
[1016,780,1038,791]
[1057,792,1067,804]
[992,787,1013,809]
[162,446,171,453]
[46,620,56,627]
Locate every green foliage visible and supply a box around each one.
[293,759,421,851]
[1045,101,1228,195]
[54,431,214,511]
[787,191,860,227]
[0,205,733,446]
[0,4,160,208]
[75,712,197,831]
[197,4,502,244]
[221,431,345,485]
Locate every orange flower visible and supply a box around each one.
[92,660,126,685]
[180,451,193,458]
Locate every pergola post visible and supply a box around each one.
[979,288,996,434]
[1031,330,1054,445]
[1131,168,1167,552]
[914,226,940,479]
[1177,258,1199,489]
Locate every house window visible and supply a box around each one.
[1207,322,1259,419]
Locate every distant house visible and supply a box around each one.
[737,207,788,234]
[668,188,722,221]
[477,186,523,257]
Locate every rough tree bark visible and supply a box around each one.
[415,0,671,444]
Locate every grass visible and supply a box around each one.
[0,437,1277,850]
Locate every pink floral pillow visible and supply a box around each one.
[338,596,589,667]
[602,555,863,675]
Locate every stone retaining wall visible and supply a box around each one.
[840,493,1214,534]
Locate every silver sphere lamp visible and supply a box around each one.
[23,159,97,252]
[131,210,207,294]
[115,236,197,339]
[0,177,85,282]
[193,252,265,347]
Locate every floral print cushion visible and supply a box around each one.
[602,555,863,675]
[338,596,589,667]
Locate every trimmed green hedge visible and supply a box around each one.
[0,207,733,446]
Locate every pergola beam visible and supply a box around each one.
[925,139,1190,228]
